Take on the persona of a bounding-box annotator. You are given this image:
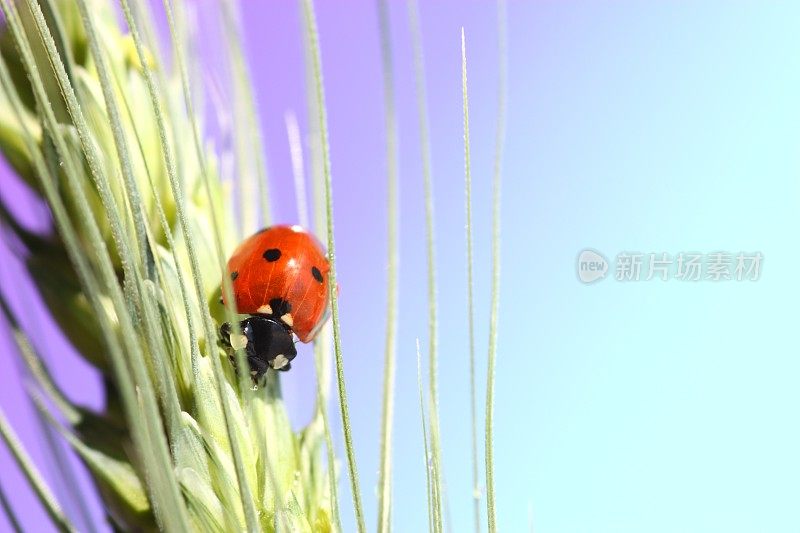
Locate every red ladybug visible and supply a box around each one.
[219,225,330,377]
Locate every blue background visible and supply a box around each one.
[2,2,799,531]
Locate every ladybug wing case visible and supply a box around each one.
[225,226,330,343]
[278,236,330,342]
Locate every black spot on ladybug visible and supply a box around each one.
[269,298,292,317]
[263,248,281,262]
[231,271,239,281]
[311,266,323,283]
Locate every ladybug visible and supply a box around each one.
[219,225,331,378]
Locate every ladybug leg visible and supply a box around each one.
[220,320,251,353]
[218,322,232,348]
[247,355,270,383]
[220,320,257,380]
[270,354,293,372]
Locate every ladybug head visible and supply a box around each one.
[219,316,297,380]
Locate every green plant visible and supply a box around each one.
[0,0,336,530]
[0,0,507,531]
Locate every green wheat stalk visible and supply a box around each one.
[285,111,310,228]
[286,103,342,531]
[0,0,337,530]
[462,26,480,533]
[220,0,271,235]
[0,1,507,531]
[297,5,345,530]
[376,0,399,531]
[160,0,264,527]
[0,480,22,533]
[3,2,190,528]
[486,1,508,531]
[0,408,72,531]
[416,338,434,532]
[407,1,445,531]
[300,0,367,531]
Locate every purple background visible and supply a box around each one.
[4,1,800,532]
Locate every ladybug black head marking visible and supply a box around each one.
[268,298,292,317]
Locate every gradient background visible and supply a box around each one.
[2,1,800,532]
